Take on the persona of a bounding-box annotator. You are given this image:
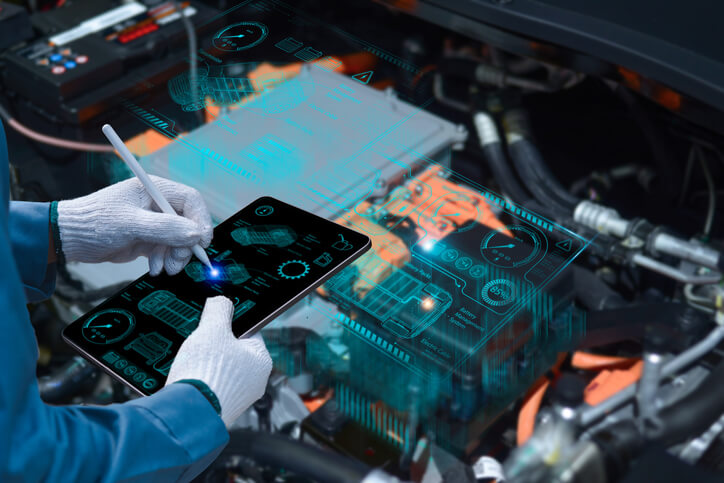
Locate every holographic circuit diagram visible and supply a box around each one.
[231,225,297,247]
[138,290,201,337]
[124,332,173,366]
[325,252,452,339]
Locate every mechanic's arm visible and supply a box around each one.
[7,200,56,302]
[9,170,214,302]
[2,175,272,481]
[2,264,270,482]
[7,377,229,482]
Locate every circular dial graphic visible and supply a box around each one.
[213,22,268,52]
[480,225,541,268]
[82,309,135,344]
[440,248,459,263]
[481,279,516,307]
[255,205,274,216]
[278,260,310,280]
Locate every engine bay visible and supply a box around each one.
[6,0,724,481]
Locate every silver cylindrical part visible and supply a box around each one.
[637,352,664,430]
[473,112,500,146]
[573,201,629,238]
[652,233,721,270]
[632,253,721,284]
[361,469,401,483]
[581,324,724,426]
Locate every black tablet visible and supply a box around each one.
[63,196,371,395]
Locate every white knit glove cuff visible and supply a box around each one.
[166,296,273,428]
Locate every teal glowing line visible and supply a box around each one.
[267,0,419,74]
[310,304,417,369]
[396,140,588,240]
[376,150,414,175]
[201,0,255,25]
[349,99,433,162]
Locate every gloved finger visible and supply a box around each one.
[197,296,234,335]
[105,241,149,264]
[129,209,202,247]
[236,333,273,375]
[150,176,214,248]
[244,333,266,343]
[164,248,191,276]
[169,247,192,262]
[148,245,167,276]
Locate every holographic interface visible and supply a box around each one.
[63,197,370,395]
[94,0,592,453]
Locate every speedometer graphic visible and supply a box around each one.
[82,309,135,345]
[480,225,541,268]
[213,22,268,52]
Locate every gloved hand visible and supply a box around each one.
[165,296,273,428]
[57,176,212,275]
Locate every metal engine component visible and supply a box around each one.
[143,64,467,221]
[573,201,629,238]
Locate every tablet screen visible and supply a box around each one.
[63,196,370,395]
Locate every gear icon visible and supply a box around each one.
[277,260,310,280]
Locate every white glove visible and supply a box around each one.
[165,296,273,428]
[57,176,213,275]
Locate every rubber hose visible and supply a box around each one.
[224,429,371,483]
[503,109,580,210]
[507,138,579,211]
[474,112,532,204]
[481,143,532,204]
[506,139,570,212]
[515,138,580,207]
[653,358,724,447]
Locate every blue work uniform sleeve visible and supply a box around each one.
[7,383,229,482]
[8,201,56,302]
[1,119,229,482]
[0,228,229,482]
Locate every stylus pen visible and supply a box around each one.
[101,124,213,269]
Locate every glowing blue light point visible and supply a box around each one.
[422,239,437,252]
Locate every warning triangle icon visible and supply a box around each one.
[352,70,374,84]
[556,239,572,252]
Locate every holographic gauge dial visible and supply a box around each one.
[480,225,541,268]
[481,279,516,307]
[213,22,268,52]
[82,309,135,344]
